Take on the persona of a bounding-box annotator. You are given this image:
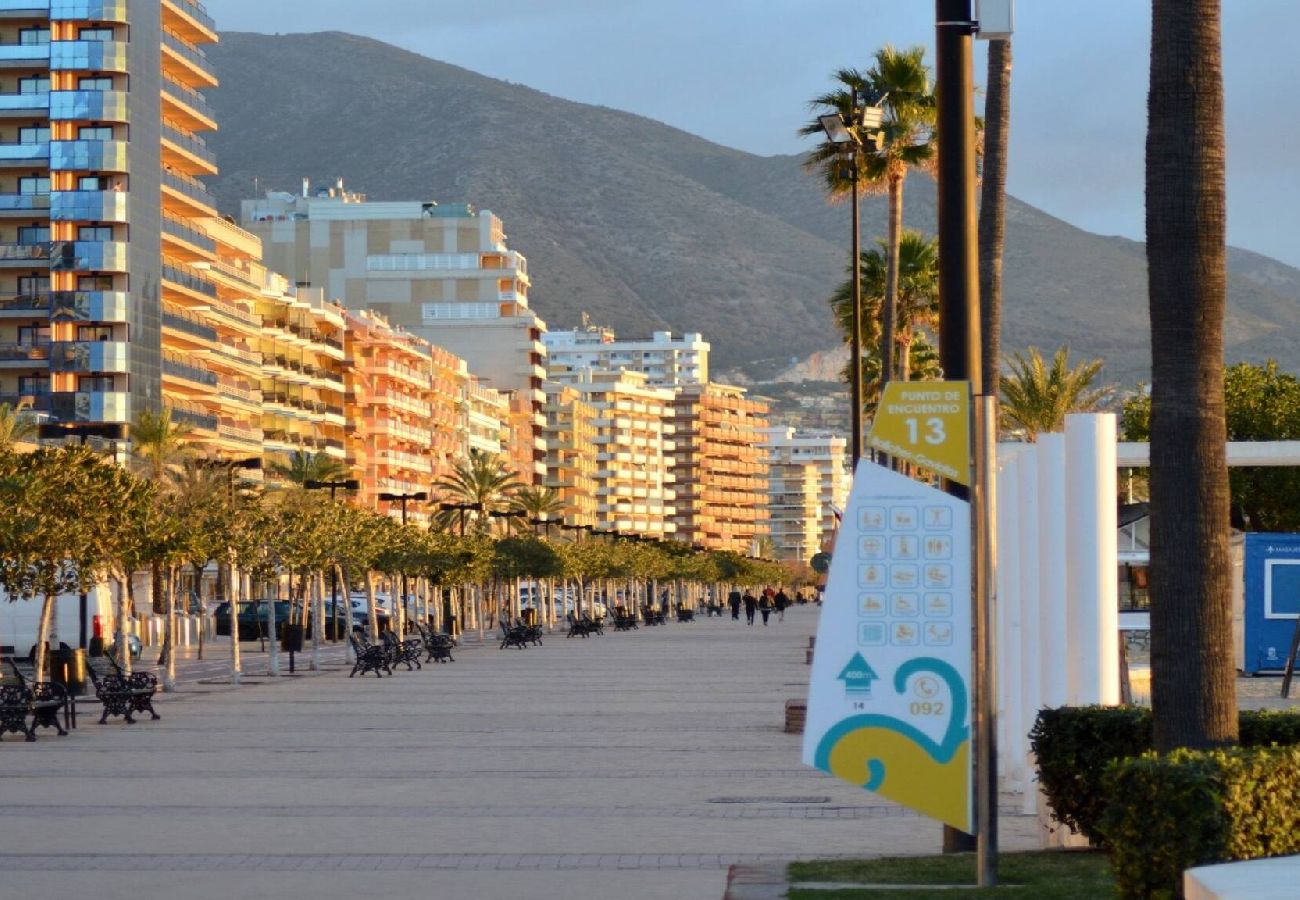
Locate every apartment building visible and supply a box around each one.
[760,426,850,558]
[344,308,435,522]
[0,1,220,444]
[766,452,820,563]
[542,382,598,529]
[670,383,770,553]
[564,368,676,538]
[543,326,709,389]
[241,188,547,481]
[464,375,508,458]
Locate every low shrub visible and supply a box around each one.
[1098,746,1300,899]
[1030,706,1300,846]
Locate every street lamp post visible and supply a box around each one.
[378,490,428,629]
[819,97,885,470]
[305,478,360,650]
[198,457,262,684]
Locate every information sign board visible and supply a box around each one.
[867,381,971,486]
[802,463,973,832]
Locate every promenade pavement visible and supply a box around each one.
[0,606,1042,900]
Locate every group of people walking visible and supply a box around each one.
[727,586,797,626]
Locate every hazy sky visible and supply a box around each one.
[206,0,1300,267]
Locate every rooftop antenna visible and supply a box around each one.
[302,177,309,198]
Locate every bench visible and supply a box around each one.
[641,606,665,627]
[85,663,135,724]
[566,612,594,638]
[6,659,73,734]
[349,635,392,678]
[413,623,455,663]
[612,609,638,631]
[499,620,530,650]
[382,631,423,671]
[676,606,695,623]
[99,655,160,721]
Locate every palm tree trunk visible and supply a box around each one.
[881,173,905,386]
[1146,0,1236,751]
[978,38,1012,399]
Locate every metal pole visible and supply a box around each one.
[849,147,864,469]
[936,0,994,881]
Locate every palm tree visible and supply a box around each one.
[1146,0,1235,751]
[432,450,524,534]
[978,38,1012,399]
[998,346,1111,441]
[0,399,38,450]
[802,48,935,389]
[270,449,348,487]
[510,485,565,534]
[130,407,193,481]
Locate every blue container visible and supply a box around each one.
[1242,534,1300,673]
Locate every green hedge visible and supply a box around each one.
[1029,707,1300,846]
[1098,746,1300,899]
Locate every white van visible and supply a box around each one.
[0,583,120,659]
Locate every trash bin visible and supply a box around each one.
[48,647,88,697]
[281,623,305,653]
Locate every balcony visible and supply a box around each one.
[0,192,49,216]
[218,421,260,446]
[161,0,217,42]
[162,354,216,386]
[52,239,128,273]
[161,28,217,88]
[0,92,47,117]
[50,190,127,223]
[50,340,128,373]
[161,168,216,214]
[50,290,127,323]
[161,215,215,254]
[0,43,51,67]
[161,308,216,342]
[51,2,129,23]
[0,141,48,166]
[51,138,127,172]
[0,242,49,265]
[49,89,128,122]
[161,124,217,172]
[51,389,128,424]
[0,291,47,314]
[51,40,128,73]
[161,76,216,129]
[161,261,217,298]
[167,403,217,432]
[0,340,48,366]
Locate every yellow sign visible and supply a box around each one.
[868,381,971,486]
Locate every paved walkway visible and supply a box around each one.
[0,607,1041,900]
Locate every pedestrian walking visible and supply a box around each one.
[743,590,757,626]
[728,588,742,621]
[759,592,772,626]
[775,587,789,622]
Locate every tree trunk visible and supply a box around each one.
[365,571,380,642]
[978,38,1011,399]
[228,558,242,685]
[310,571,324,671]
[267,579,280,677]
[1146,0,1236,751]
[881,173,905,386]
[340,564,355,663]
[33,592,55,683]
[121,574,134,676]
[193,562,207,661]
[162,565,177,692]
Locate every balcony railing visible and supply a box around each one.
[0,341,49,362]
[0,242,49,261]
[162,354,217,386]
[0,142,48,162]
[164,0,216,33]
[166,400,217,432]
[0,292,47,312]
[161,76,215,122]
[162,215,215,252]
[0,44,51,64]
[161,124,216,167]
[161,28,213,75]
[161,307,216,342]
[0,192,49,211]
[161,168,216,210]
[0,92,48,112]
[162,261,216,298]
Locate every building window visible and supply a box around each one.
[77,375,114,392]
[78,226,113,241]
[78,126,113,140]
[77,325,113,342]
[18,376,49,396]
[18,276,49,295]
[77,77,113,91]
[19,176,50,195]
[17,325,49,345]
[18,126,49,144]
[78,28,114,42]
[18,77,50,95]
[19,28,50,46]
[77,175,106,191]
[77,276,112,291]
[17,226,48,245]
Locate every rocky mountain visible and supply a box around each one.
[206,31,1300,382]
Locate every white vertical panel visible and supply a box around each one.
[1037,434,1069,709]
[1016,450,1041,813]
[995,450,1022,789]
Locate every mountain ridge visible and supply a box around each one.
[206,31,1300,382]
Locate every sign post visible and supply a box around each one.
[803,382,975,834]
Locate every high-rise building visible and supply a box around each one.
[670,383,770,553]
[542,382,598,529]
[0,1,221,443]
[766,450,821,563]
[241,188,547,481]
[760,427,850,557]
[464,375,509,459]
[563,368,676,538]
[544,327,709,389]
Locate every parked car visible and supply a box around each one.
[213,600,293,639]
